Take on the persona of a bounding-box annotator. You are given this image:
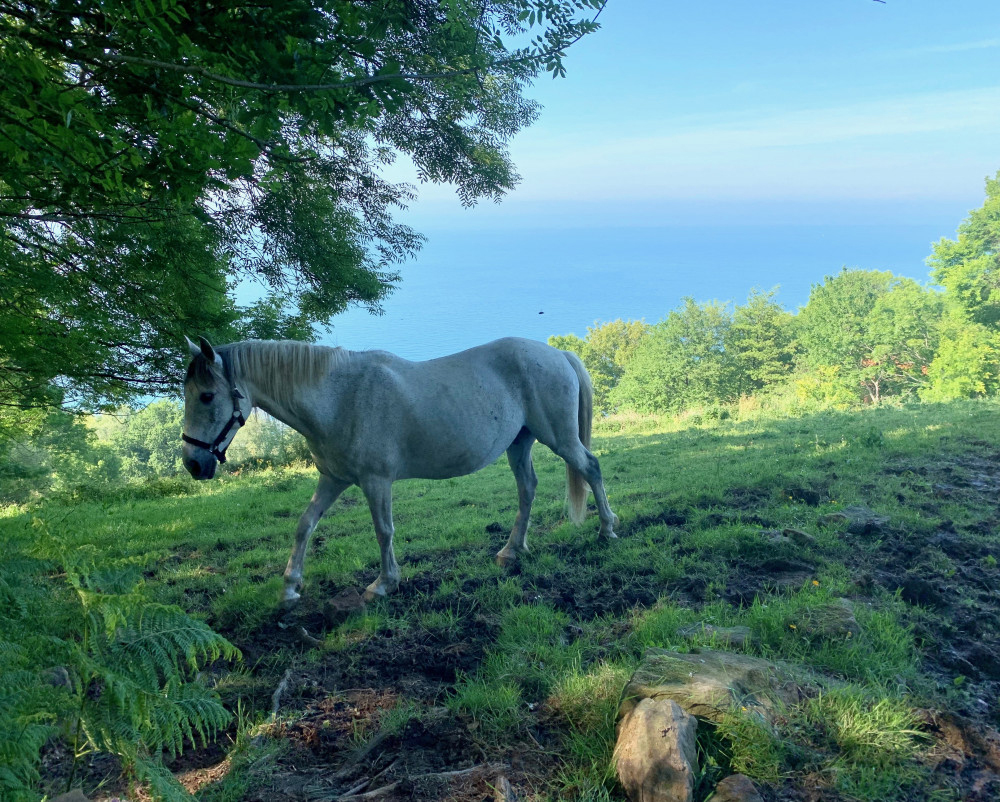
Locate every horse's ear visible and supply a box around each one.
[198,336,222,365]
[185,336,201,359]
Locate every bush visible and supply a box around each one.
[222,413,312,471]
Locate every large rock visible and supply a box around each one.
[620,648,809,724]
[615,697,698,802]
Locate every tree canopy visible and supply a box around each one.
[725,288,793,397]
[928,170,1000,327]
[612,298,731,415]
[0,0,605,410]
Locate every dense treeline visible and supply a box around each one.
[551,172,1000,417]
[1,172,998,505]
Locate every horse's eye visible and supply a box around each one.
[199,392,215,404]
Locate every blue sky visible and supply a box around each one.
[395,0,1000,229]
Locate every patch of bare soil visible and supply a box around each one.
[796,446,1000,802]
[533,565,660,619]
[919,709,1000,802]
[191,570,546,801]
[243,695,542,802]
[862,451,1000,722]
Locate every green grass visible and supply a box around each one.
[3,398,999,800]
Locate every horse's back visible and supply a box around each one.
[317,338,582,481]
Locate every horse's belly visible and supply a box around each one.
[399,419,516,480]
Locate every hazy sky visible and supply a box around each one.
[395,0,1000,229]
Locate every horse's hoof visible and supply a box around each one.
[600,529,619,541]
[280,589,301,609]
[496,547,527,566]
[363,579,397,602]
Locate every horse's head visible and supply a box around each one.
[182,336,248,480]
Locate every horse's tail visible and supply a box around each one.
[563,350,592,525]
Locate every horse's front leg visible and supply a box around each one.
[361,477,401,601]
[282,474,349,607]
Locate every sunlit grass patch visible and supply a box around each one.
[547,659,634,776]
[631,586,918,688]
[735,592,917,685]
[485,603,584,699]
[211,578,282,633]
[800,689,926,767]
[418,604,466,639]
[702,709,784,786]
[629,601,704,652]
[447,677,525,740]
[830,763,939,802]
[472,576,523,612]
[321,606,392,652]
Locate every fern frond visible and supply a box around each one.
[1,521,239,801]
[0,669,68,800]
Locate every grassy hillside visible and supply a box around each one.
[4,399,1000,801]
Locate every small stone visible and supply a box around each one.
[615,698,698,802]
[711,773,764,802]
[782,528,817,546]
[797,598,861,640]
[820,512,849,525]
[322,588,366,625]
[840,505,890,535]
[761,529,791,545]
[767,570,814,593]
[43,666,73,689]
[494,774,516,802]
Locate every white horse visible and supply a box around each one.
[181,336,619,604]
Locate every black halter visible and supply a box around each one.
[181,357,247,464]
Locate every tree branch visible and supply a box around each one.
[71,4,605,94]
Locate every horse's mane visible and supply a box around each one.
[213,340,345,406]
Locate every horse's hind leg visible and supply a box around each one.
[557,444,619,539]
[283,474,349,607]
[497,430,538,566]
[361,477,401,601]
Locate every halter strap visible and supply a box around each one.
[181,356,246,464]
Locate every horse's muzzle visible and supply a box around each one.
[184,449,218,480]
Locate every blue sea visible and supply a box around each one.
[323,223,949,361]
